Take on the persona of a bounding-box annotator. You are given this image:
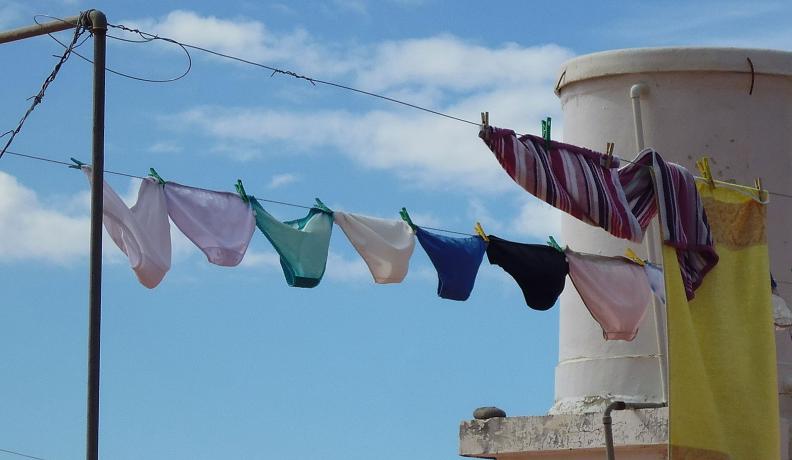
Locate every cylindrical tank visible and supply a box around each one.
[551,47,792,416]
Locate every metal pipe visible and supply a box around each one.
[604,401,667,460]
[630,83,649,151]
[85,10,107,460]
[630,83,669,403]
[0,15,79,44]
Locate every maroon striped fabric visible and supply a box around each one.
[481,126,644,242]
[481,126,717,300]
[619,149,718,300]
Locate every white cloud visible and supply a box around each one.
[0,172,88,264]
[135,10,572,191]
[325,251,371,282]
[268,173,299,189]
[239,249,281,269]
[355,38,569,93]
[510,196,562,241]
[165,105,542,191]
[0,173,197,266]
[148,141,182,154]
[123,10,355,77]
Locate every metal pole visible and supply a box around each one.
[603,401,667,460]
[0,15,79,44]
[85,10,107,460]
[0,9,108,460]
[630,83,669,403]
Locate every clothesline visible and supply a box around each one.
[9,17,789,202]
[3,149,474,237]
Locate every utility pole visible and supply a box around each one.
[0,10,108,460]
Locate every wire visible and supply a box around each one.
[2,149,479,235]
[0,447,46,460]
[34,17,789,202]
[34,15,193,84]
[9,17,790,203]
[0,12,88,160]
[105,22,480,126]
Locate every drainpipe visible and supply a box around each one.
[604,401,667,460]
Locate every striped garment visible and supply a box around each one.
[480,126,644,242]
[619,149,718,300]
[481,126,718,299]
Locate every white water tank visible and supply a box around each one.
[551,47,792,415]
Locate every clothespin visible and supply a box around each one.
[235,179,249,203]
[473,221,489,242]
[479,111,490,141]
[314,198,333,214]
[547,235,563,252]
[604,142,615,168]
[755,177,766,201]
[148,168,165,185]
[399,207,416,229]
[68,157,86,169]
[696,156,715,189]
[541,117,552,150]
[624,247,646,266]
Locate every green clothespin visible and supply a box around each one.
[547,235,563,252]
[68,157,86,169]
[235,179,249,203]
[541,117,552,150]
[314,198,333,214]
[148,168,165,184]
[399,207,416,229]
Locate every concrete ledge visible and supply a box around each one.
[460,408,668,458]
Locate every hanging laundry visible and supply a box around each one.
[666,184,778,459]
[485,235,567,310]
[565,249,652,341]
[82,166,171,288]
[619,149,718,300]
[415,227,487,301]
[479,126,643,242]
[333,212,415,284]
[643,262,666,305]
[250,198,333,288]
[164,182,255,267]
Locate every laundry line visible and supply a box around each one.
[12,147,792,286]
[20,16,790,203]
[2,149,474,237]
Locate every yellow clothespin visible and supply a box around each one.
[755,177,766,201]
[605,142,615,168]
[624,247,645,266]
[696,156,715,189]
[474,222,489,242]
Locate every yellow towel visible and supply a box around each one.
[667,185,779,459]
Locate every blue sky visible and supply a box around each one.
[0,1,789,459]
